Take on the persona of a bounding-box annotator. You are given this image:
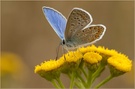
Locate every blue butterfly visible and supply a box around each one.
[42,6,106,50]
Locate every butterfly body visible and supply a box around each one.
[42,6,106,50]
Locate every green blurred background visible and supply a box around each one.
[1,1,134,88]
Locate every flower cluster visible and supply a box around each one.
[34,45,132,89]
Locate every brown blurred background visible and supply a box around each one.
[1,1,134,88]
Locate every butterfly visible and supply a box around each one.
[42,6,106,50]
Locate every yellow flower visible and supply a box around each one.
[64,51,83,63]
[83,52,103,72]
[34,59,65,81]
[78,45,98,54]
[78,45,118,57]
[34,45,132,88]
[35,45,132,74]
[107,54,132,72]
[99,48,118,57]
[0,52,25,77]
[83,52,102,64]
[59,51,82,73]
[34,59,64,73]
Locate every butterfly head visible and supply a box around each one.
[62,40,76,50]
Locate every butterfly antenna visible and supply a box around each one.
[56,43,61,60]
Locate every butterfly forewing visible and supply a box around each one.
[71,25,106,47]
[42,7,67,40]
[65,8,93,40]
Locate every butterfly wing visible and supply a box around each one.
[71,24,106,48]
[65,8,93,40]
[42,6,67,40]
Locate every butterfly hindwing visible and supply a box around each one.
[71,24,106,47]
[42,6,67,40]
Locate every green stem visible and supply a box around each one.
[80,67,87,78]
[86,70,93,88]
[95,75,114,89]
[75,81,85,88]
[69,72,75,89]
[51,79,60,89]
[76,71,86,86]
[55,77,65,89]
[91,64,105,83]
[75,82,80,88]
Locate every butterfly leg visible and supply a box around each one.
[56,43,62,60]
[62,46,67,60]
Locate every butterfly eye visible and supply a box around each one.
[62,40,66,45]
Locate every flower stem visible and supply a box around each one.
[76,71,86,86]
[80,66,87,78]
[85,70,93,88]
[55,77,65,89]
[69,72,75,89]
[91,63,105,83]
[75,81,85,88]
[51,79,60,89]
[95,75,114,88]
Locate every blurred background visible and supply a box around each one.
[1,1,134,88]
